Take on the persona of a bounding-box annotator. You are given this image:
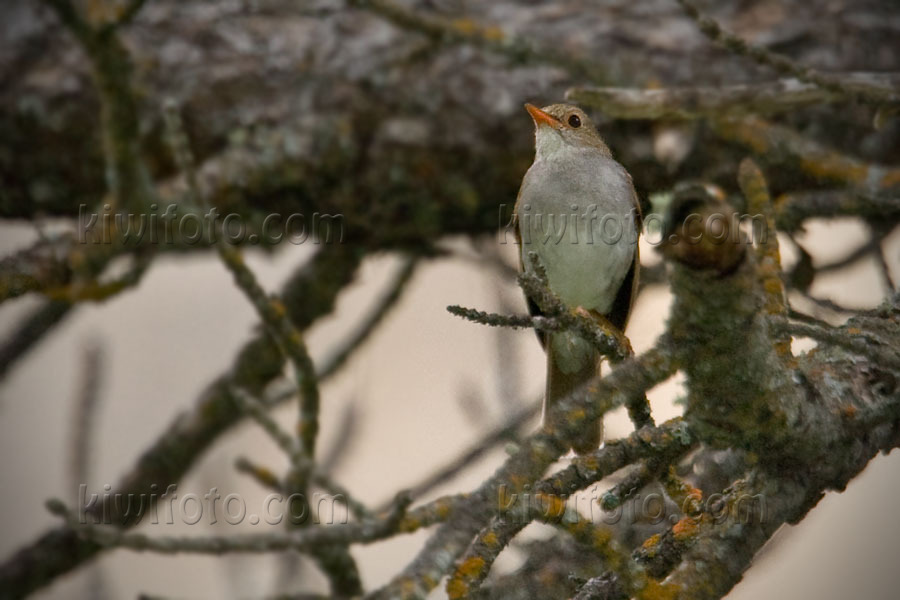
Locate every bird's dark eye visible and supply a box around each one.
[568,114,582,128]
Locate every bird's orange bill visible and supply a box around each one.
[525,103,560,129]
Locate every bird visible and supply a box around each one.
[515,103,641,455]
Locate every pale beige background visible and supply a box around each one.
[0,218,898,598]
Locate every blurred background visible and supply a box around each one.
[1,0,899,598]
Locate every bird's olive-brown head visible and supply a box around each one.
[525,103,611,159]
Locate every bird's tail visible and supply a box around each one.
[545,338,602,455]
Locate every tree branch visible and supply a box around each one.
[674,0,898,106]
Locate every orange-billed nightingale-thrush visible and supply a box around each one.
[515,103,641,455]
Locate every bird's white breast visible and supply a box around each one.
[516,146,637,315]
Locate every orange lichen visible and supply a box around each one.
[396,515,418,533]
[436,499,453,519]
[641,533,661,553]
[446,579,468,599]
[457,556,486,578]
[270,298,287,319]
[639,580,679,600]
[482,26,505,41]
[592,526,613,548]
[569,407,587,425]
[507,474,529,492]
[672,516,699,541]
[69,248,87,270]
[451,18,479,35]
[286,330,304,348]
[576,454,600,473]
[774,339,793,360]
[717,118,770,153]
[840,404,858,419]
[536,493,567,519]
[798,155,867,185]
[763,278,784,297]
[882,170,900,188]
[254,467,277,485]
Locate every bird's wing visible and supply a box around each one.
[606,179,642,331]
[514,188,548,348]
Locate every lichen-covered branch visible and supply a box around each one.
[395,400,540,508]
[774,190,900,232]
[711,117,900,196]
[779,320,900,372]
[348,0,608,84]
[663,182,801,453]
[738,159,790,356]
[370,349,679,598]
[568,75,900,120]
[674,0,899,106]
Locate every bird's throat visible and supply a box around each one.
[534,127,566,160]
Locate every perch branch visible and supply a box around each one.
[370,348,679,598]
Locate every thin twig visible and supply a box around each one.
[70,342,104,490]
[599,461,655,512]
[232,388,303,464]
[816,238,882,274]
[163,103,322,457]
[319,256,418,381]
[675,0,898,106]
[0,300,72,381]
[446,516,528,597]
[45,494,412,555]
[873,237,897,292]
[781,321,900,371]
[233,390,375,521]
[625,392,654,430]
[379,399,541,510]
[234,457,287,494]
